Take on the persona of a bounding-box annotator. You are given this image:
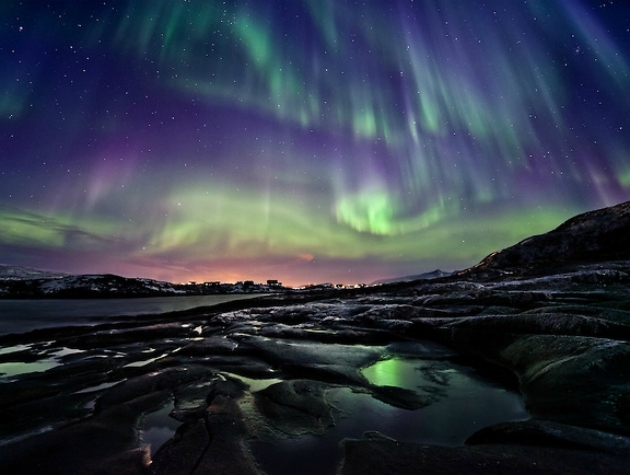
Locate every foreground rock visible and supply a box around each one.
[341,420,630,475]
[2,201,630,473]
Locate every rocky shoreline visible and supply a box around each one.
[3,202,630,474]
[1,261,630,474]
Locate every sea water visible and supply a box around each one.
[0,294,263,336]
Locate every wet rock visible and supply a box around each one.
[499,335,630,433]
[238,336,382,385]
[441,313,630,339]
[339,438,548,475]
[0,391,164,474]
[96,366,212,411]
[198,408,262,475]
[202,355,276,377]
[466,419,630,453]
[254,380,334,437]
[178,335,242,356]
[339,434,630,475]
[363,430,397,441]
[384,340,458,359]
[61,323,195,349]
[171,378,218,422]
[207,375,249,401]
[369,384,435,410]
[0,356,121,406]
[0,391,95,441]
[153,380,261,475]
[617,391,630,426]
[149,419,210,475]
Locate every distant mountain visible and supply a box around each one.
[0,271,285,298]
[373,269,452,285]
[0,273,180,298]
[0,265,67,280]
[465,200,630,277]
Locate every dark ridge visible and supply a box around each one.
[463,200,630,277]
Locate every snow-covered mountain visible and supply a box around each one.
[0,271,284,298]
[0,265,68,280]
[0,272,185,298]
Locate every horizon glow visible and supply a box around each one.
[1,1,629,286]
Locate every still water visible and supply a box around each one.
[250,356,529,475]
[136,353,528,473]
[0,294,263,336]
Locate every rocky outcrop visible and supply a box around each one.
[340,420,630,475]
[467,200,630,276]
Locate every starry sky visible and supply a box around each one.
[1,0,629,287]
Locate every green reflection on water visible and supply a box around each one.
[0,360,59,378]
[362,357,446,391]
[362,358,404,387]
[252,355,529,475]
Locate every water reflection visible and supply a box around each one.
[0,346,84,380]
[251,356,528,475]
[0,359,59,379]
[141,399,181,458]
[361,357,528,443]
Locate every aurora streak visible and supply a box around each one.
[1,0,629,286]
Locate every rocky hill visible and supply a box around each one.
[0,271,284,298]
[373,269,452,285]
[0,273,188,298]
[466,200,630,276]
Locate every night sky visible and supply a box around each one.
[1,1,629,286]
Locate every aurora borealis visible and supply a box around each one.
[1,1,629,286]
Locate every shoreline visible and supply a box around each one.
[1,260,630,473]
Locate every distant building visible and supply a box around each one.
[267,279,282,288]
